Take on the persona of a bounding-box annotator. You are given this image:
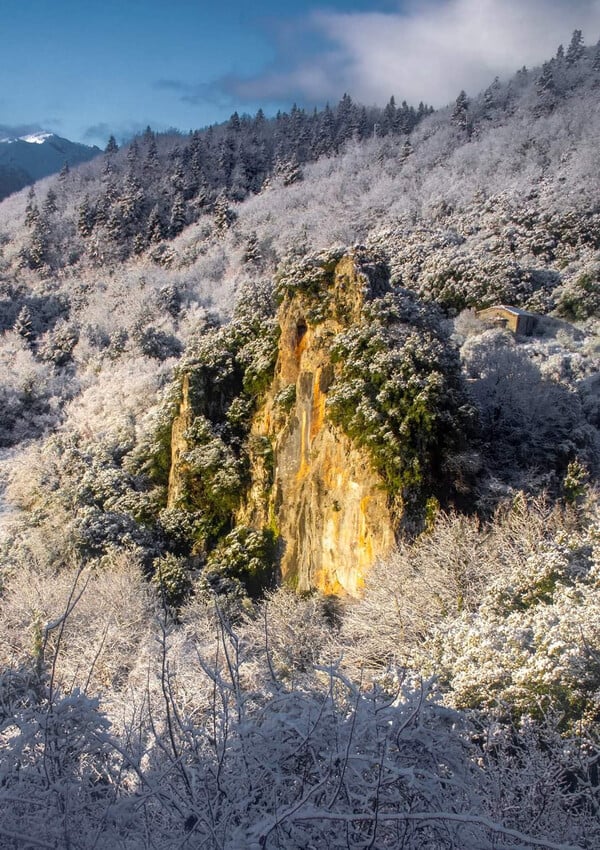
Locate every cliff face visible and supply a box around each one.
[237,252,395,596]
[165,250,398,596]
[167,373,192,511]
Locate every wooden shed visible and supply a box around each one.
[477,305,537,335]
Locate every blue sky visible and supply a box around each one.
[1,0,599,146]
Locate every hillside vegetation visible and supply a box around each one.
[0,31,599,850]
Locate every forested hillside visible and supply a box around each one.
[0,31,599,850]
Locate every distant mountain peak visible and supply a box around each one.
[0,129,100,200]
[19,131,54,144]
[0,131,55,145]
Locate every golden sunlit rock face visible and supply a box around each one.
[237,252,395,596]
[167,373,192,511]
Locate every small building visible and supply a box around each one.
[477,305,537,335]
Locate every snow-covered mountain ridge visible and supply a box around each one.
[0,130,100,200]
[0,130,54,144]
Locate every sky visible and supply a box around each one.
[1,0,599,147]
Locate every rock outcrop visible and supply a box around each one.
[165,247,465,598]
[237,251,396,596]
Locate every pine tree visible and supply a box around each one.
[593,40,600,72]
[43,188,58,215]
[26,220,48,269]
[356,106,370,140]
[217,137,235,185]
[400,139,413,162]
[228,111,241,132]
[127,139,140,167]
[313,105,335,157]
[14,305,34,342]
[243,231,261,266]
[169,194,187,237]
[77,196,95,237]
[451,90,470,132]
[106,207,124,243]
[214,194,235,235]
[59,161,70,181]
[399,101,417,134]
[105,135,119,154]
[147,205,165,244]
[24,187,39,228]
[565,29,584,66]
[170,163,185,194]
[133,233,146,255]
[382,96,398,135]
[144,137,159,174]
[336,93,357,145]
[483,77,500,111]
[536,61,556,112]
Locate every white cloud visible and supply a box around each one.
[230,0,600,106]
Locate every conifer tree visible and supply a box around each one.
[169,194,186,237]
[144,137,159,174]
[147,205,165,243]
[24,187,39,228]
[133,232,146,255]
[382,96,398,134]
[105,135,119,154]
[228,111,241,132]
[565,29,584,66]
[536,61,556,113]
[593,40,600,72]
[77,196,95,237]
[14,305,34,342]
[243,231,261,266]
[127,139,140,169]
[25,220,48,269]
[451,90,470,133]
[214,194,235,235]
[43,188,58,216]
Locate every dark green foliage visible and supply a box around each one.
[154,289,279,550]
[203,526,278,599]
[274,383,296,412]
[275,248,347,322]
[178,414,246,543]
[151,552,193,606]
[326,291,472,515]
[562,459,588,505]
[157,507,205,555]
[243,231,261,266]
[133,324,182,360]
[129,388,180,487]
[556,272,600,320]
